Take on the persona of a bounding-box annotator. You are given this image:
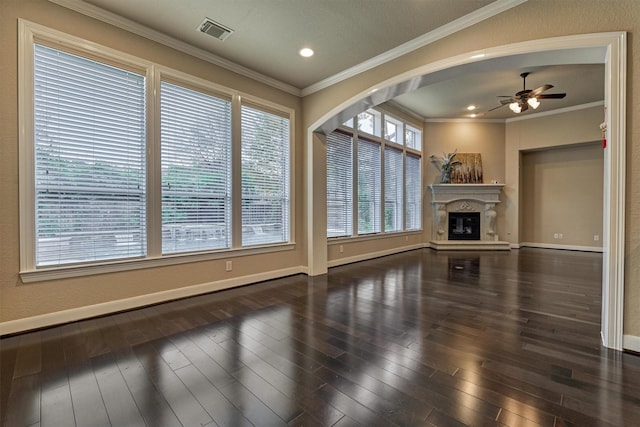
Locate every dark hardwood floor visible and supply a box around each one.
[2,248,640,426]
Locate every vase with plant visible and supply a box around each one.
[430,150,460,183]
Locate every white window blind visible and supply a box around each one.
[406,153,422,230]
[384,147,404,232]
[357,138,381,234]
[241,104,290,246]
[160,81,232,254]
[326,131,353,237]
[33,44,146,266]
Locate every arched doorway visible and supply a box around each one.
[306,32,626,350]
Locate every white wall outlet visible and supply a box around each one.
[558,233,563,239]
[554,233,559,239]
[339,245,344,253]
[405,236,409,242]
[225,260,232,271]
[594,234,600,241]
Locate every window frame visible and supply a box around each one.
[18,20,295,282]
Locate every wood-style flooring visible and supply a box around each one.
[2,248,640,426]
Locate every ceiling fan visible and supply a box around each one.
[490,72,566,113]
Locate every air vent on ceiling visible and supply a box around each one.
[198,18,233,41]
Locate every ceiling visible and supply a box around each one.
[57,0,605,121]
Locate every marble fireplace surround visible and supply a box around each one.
[429,184,510,250]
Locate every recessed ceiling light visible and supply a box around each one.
[299,48,314,58]
[467,105,477,111]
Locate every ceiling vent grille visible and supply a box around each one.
[198,18,233,41]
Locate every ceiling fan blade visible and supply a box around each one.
[529,84,554,97]
[500,98,514,105]
[537,93,566,99]
[488,104,507,111]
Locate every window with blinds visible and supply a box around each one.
[406,153,422,230]
[326,109,421,239]
[160,81,232,254]
[241,104,290,246]
[326,131,353,237]
[384,147,404,232]
[33,44,146,266]
[357,138,382,234]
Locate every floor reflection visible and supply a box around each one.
[4,248,639,427]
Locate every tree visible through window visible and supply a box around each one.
[241,105,290,246]
[161,82,232,254]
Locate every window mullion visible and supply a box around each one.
[231,94,243,248]
[147,66,162,257]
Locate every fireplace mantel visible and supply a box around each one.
[429,184,504,204]
[428,184,510,251]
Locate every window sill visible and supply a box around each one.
[20,243,296,284]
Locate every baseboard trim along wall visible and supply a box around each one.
[623,334,640,353]
[519,242,603,253]
[0,266,306,336]
[327,243,426,268]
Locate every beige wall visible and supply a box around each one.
[0,0,304,327]
[521,142,604,247]
[504,106,603,244]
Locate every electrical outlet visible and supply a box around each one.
[405,236,409,242]
[558,233,563,239]
[339,245,344,253]
[225,261,232,271]
[554,233,559,239]
[594,234,600,241]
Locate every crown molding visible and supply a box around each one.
[505,100,604,122]
[300,0,528,96]
[422,101,605,124]
[425,117,505,123]
[46,0,302,96]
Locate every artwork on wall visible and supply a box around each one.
[451,153,483,184]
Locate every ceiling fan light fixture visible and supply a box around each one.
[528,97,540,109]
[509,102,522,113]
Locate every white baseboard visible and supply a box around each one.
[623,334,640,353]
[327,243,424,268]
[0,266,305,336]
[519,242,603,253]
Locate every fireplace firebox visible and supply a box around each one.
[448,212,480,240]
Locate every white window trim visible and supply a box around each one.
[18,20,295,282]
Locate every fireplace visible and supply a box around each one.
[428,184,509,250]
[449,212,480,240]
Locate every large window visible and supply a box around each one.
[326,109,422,238]
[33,44,147,266]
[20,25,293,276]
[326,131,353,237]
[241,105,290,246]
[160,82,232,254]
[357,138,382,234]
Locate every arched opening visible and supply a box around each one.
[306,32,626,350]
